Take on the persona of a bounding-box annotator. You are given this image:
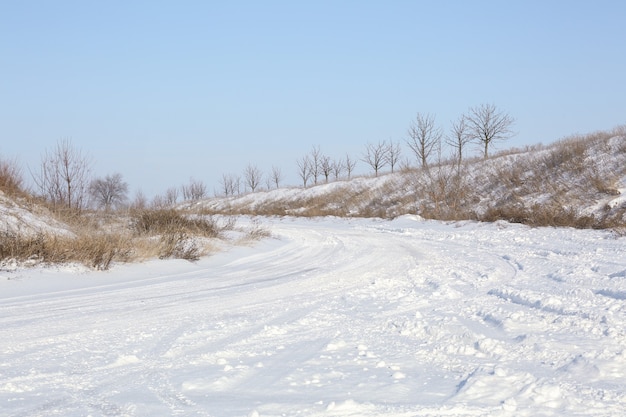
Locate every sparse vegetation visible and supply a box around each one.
[0,229,132,270]
[0,156,24,196]
[130,208,219,236]
[199,125,626,230]
[0,205,242,270]
[181,178,207,201]
[1,124,625,270]
[32,138,92,212]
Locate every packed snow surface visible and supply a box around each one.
[2,216,626,416]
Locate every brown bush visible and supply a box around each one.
[0,157,24,196]
[0,231,132,270]
[158,231,202,261]
[479,204,598,229]
[131,209,220,237]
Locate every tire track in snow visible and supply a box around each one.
[2,217,626,416]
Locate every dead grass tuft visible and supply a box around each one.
[0,157,24,196]
[130,209,220,238]
[0,207,237,269]
[0,230,133,270]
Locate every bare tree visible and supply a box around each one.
[320,155,332,183]
[270,165,282,189]
[233,175,242,195]
[465,103,515,158]
[217,174,228,197]
[219,173,234,196]
[387,140,402,173]
[345,153,357,179]
[32,139,92,211]
[309,145,322,185]
[89,173,128,211]
[406,113,442,168]
[130,189,147,211]
[243,163,262,192]
[150,194,169,209]
[218,173,240,196]
[297,155,312,187]
[361,140,388,177]
[399,157,413,172]
[182,178,207,201]
[164,187,179,206]
[331,159,344,180]
[446,115,472,167]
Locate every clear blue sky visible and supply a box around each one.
[2,1,625,197]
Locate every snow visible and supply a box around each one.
[2,215,626,416]
[0,191,72,237]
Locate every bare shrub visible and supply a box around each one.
[479,204,597,229]
[32,139,92,212]
[70,233,133,269]
[410,162,473,221]
[541,136,587,171]
[0,230,132,270]
[0,157,24,195]
[130,190,148,210]
[182,178,207,201]
[0,231,47,263]
[130,209,220,238]
[164,187,179,206]
[244,218,271,240]
[158,231,201,261]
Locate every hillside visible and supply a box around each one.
[187,129,626,229]
[0,191,72,237]
[1,127,625,270]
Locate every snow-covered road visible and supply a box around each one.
[2,216,626,416]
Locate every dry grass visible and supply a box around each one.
[127,209,226,261]
[0,230,133,270]
[130,208,221,237]
[3,126,626,271]
[479,203,626,230]
[200,125,626,229]
[0,208,237,269]
[0,157,24,196]
[478,204,594,228]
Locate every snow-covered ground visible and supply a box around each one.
[2,216,626,416]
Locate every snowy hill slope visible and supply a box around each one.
[0,191,72,237]
[189,131,626,227]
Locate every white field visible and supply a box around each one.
[2,215,626,416]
